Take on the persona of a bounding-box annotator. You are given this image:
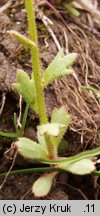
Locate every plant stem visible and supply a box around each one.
[25,0,58,159]
[25,0,48,125]
[42,147,100,164]
[24,0,58,159]
[0,167,60,178]
[0,132,17,138]
[45,134,58,159]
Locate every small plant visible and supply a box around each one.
[0,0,100,198]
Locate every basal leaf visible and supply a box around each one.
[42,50,77,86]
[32,172,58,197]
[15,137,48,162]
[58,159,95,175]
[67,159,95,175]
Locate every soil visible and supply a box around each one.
[0,0,100,200]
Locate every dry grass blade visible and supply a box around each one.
[0,0,13,13]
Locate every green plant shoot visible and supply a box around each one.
[0,0,100,198]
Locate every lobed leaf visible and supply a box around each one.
[42,50,77,86]
[12,69,38,113]
[38,123,65,137]
[51,107,71,146]
[15,137,48,162]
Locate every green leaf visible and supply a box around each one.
[32,172,58,197]
[8,30,36,48]
[12,69,38,113]
[42,147,100,164]
[58,159,95,175]
[64,3,80,17]
[15,137,48,162]
[42,50,77,86]
[92,171,100,176]
[81,85,98,93]
[38,123,65,137]
[51,107,71,146]
[98,134,100,140]
[37,131,47,150]
[0,132,17,138]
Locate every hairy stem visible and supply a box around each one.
[25,0,48,124]
[25,0,57,159]
[45,134,58,159]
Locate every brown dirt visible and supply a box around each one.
[0,0,100,199]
